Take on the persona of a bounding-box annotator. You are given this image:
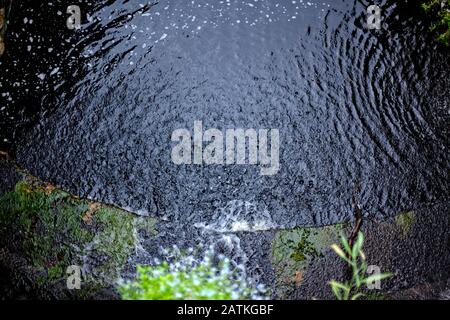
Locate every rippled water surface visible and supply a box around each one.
[1,0,449,230]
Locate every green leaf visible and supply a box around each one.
[358,261,368,275]
[351,293,365,300]
[363,273,393,285]
[330,284,342,300]
[329,280,350,291]
[354,270,361,287]
[329,280,350,300]
[331,244,346,259]
[331,244,352,264]
[351,232,364,259]
[359,249,366,261]
[340,234,351,255]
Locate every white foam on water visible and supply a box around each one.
[194,200,277,232]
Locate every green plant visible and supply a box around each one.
[422,0,450,45]
[118,248,267,300]
[329,232,392,300]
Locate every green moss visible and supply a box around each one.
[88,207,157,283]
[289,229,316,262]
[422,0,450,45]
[395,211,415,237]
[48,263,65,281]
[0,180,93,282]
[271,224,346,298]
[0,179,157,298]
[95,208,136,266]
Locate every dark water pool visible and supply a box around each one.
[0,0,449,231]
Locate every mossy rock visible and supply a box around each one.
[422,0,450,45]
[0,179,157,299]
[395,211,415,237]
[271,223,346,298]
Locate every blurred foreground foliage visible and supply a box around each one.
[119,248,267,300]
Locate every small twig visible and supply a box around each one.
[348,190,363,250]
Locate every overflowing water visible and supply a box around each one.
[0,0,449,234]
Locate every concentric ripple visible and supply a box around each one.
[0,0,449,230]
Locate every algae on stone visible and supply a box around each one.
[395,211,415,237]
[83,206,157,284]
[271,224,345,298]
[0,178,157,299]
